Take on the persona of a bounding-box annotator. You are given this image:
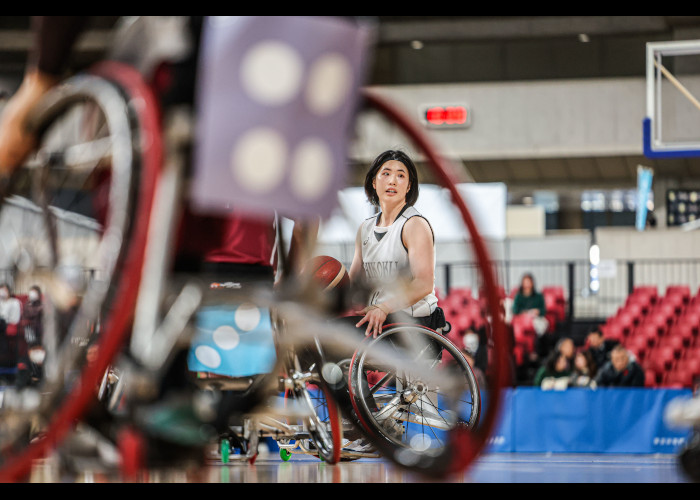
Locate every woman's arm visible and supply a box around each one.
[348,225,364,282]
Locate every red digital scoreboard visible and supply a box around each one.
[421,104,471,129]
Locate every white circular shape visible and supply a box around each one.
[235,303,262,332]
[290,138,334,201]
[195,345,221,369]
[409,433,433,452]
[322,363,343,385]
[395,448,421,466]
[305,53,353,116]
[231,128,288,194]
[240,40,304,106]
[212,325,240,350]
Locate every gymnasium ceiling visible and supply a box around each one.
[1,16,700,201]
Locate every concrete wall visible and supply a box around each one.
[350,75,700,162]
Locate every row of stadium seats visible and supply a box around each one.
[600,285,700,388]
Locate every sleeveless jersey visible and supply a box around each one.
[360,205,438,318]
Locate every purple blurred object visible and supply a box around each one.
[191,16,372,219]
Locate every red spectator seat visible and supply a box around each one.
[683,346,700,361]
[623,303,645,324]
[626,293,652,313]
[659,295,684,316]
[657,335,685,358]
[633,285,658,301]
[542,286,565,301]
[601,323,625,342]
[677,312,700,332]
[666,285,691,303]
[646,345,676,373]
[643,312,671,334]
[544,294,566,323]
[625,335,650,363]
[684,301,700,316]
[675,357,700,379]
[636,323,663,347]
[667,323,696,347]
[663,369,695,389]
[614,312,636,336]
[644,369,659,387]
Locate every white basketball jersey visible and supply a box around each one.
[360,205,438,318]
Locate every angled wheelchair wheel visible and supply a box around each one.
[347,324,480,470]
[0,61,162,481]
[333,89,510,477]
[285,348,343,464]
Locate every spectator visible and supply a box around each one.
[462,349,488,392]
[22,285,43,347]
[533,351,572,389]
[512,273,546,322]
[0,283,22,377]
[586,327,619,371]
[556,337,575,366]
[20,285,44,387]
[463,327,488,375]
[0,282,21,331]
[570,350,598,388]
[594,345,645,387]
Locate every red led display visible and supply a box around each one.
[423,105,469,127]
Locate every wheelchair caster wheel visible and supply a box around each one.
[280,449,292,461]
[220,439,230,464]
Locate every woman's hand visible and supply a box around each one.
[355,304,389,338]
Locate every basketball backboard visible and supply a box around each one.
[644,39,700,158]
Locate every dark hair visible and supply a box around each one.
[364,150,419,207]
[576,349,598,378]
[519,273,537,294]
[29,285,42,300]
[588,326,603,337]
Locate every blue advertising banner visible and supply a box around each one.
[485,388,693,454]
[635,165,654,231]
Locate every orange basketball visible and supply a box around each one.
[307,255,350,291]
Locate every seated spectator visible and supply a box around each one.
[586,327,619,371]
[20,285,44,388]
[569,350,598,388]
[22,285,43,347]
[556,337,575,366]
[462,327,488,375]
[533,351,572,389]
[512,273,546,327]
[462,349,488,392]
[0,283,21,331]
[594,345,645,387]
[0,283,22,374]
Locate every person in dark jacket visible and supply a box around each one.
[585,327,619,371]
[594,345,645,387]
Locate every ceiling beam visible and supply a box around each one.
[0,29,112,53]
[378,16,671,44]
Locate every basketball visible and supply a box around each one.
[306,255,350,292]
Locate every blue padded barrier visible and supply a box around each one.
[483,387,693,454]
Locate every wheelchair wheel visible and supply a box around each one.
[285,349,343,464]
[347,324,480,470]
[0,61,162,481]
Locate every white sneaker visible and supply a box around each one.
[341,438,376,453]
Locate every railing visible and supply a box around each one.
[439,258,700,321]
[2,259,700,321]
